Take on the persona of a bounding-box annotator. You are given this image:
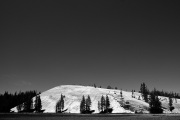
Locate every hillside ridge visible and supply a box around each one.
[11,85,180,113]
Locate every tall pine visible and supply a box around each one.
[105,95,110,112]
[34,95,42,112]
[100,95,106,112]
[149,91,163,113]
[23,99,33,112]
[169,97,174,112]
[56,94,65,113]
[80,95,86,113]
[140,83,149,102]
[86,95,91,112]
[60,94,64,112]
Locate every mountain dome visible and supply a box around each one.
[11,85,180,113]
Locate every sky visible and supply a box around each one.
[1,0,180,94]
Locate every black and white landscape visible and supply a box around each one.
[1,0,180,119]
[11,85,180,114]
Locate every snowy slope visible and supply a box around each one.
[11,85,180,113]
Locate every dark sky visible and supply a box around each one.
[1,0,180,93]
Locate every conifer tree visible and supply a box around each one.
[107,85,112,89]
[23,99,33,112]
[149,91,163,113]
[80,95,86,113]
[132,90,134,98]
[120,89,123,98]
[86,95,91,112]
[140,83,148,102]
[56,94,65,113]
[174,93,177,103]
[34,95,42,112]
[169,97,174,112]
[56,99,60,113]
[100,95,106,112]
[105,95,110,112]
[60,94,64,112]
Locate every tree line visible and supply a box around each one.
[0,90,38,113]
[1,83,180,113]
[16,95,43,113]
[140,82,177,113]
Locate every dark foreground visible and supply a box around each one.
[1,113,180,120]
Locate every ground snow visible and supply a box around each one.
[11,85,180,113]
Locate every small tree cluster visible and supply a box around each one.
[23,99,33,112]
[107,85,113,89]
[169,97,174,112]
[149,90,180,99]
[80,95,92,114]
[140,83,149,102]
[56,94,65,113]
[98,95,112,113]
[0,91,38,113]
[149,91,163,114]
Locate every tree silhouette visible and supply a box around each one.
[169,97,174,112]
[100,95,106,112]
[80,95,86,113]
[34,95,42,112]
[140,83,149,102]
[56,94,65,113]
[149,91,163,114]
[86,95,91,111]
[105,95,110,112]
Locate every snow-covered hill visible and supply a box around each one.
[11,85,180,113]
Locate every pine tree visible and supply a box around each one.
[23,98,33,112]
[132,90,134,98]
[80,95,86,113]
[34,95,42,112]
[169,97,174,112]
[105,95,110,112]
[56,94,65,113]
[60,94,64,112]
[120,89,123,98]
[140,83,148,102]
[56,99,60,113]
[86,95,91,112]
[149,91,163,113]
[174,93,177,103]
[107,85,112,89]
[100,95,106,112]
